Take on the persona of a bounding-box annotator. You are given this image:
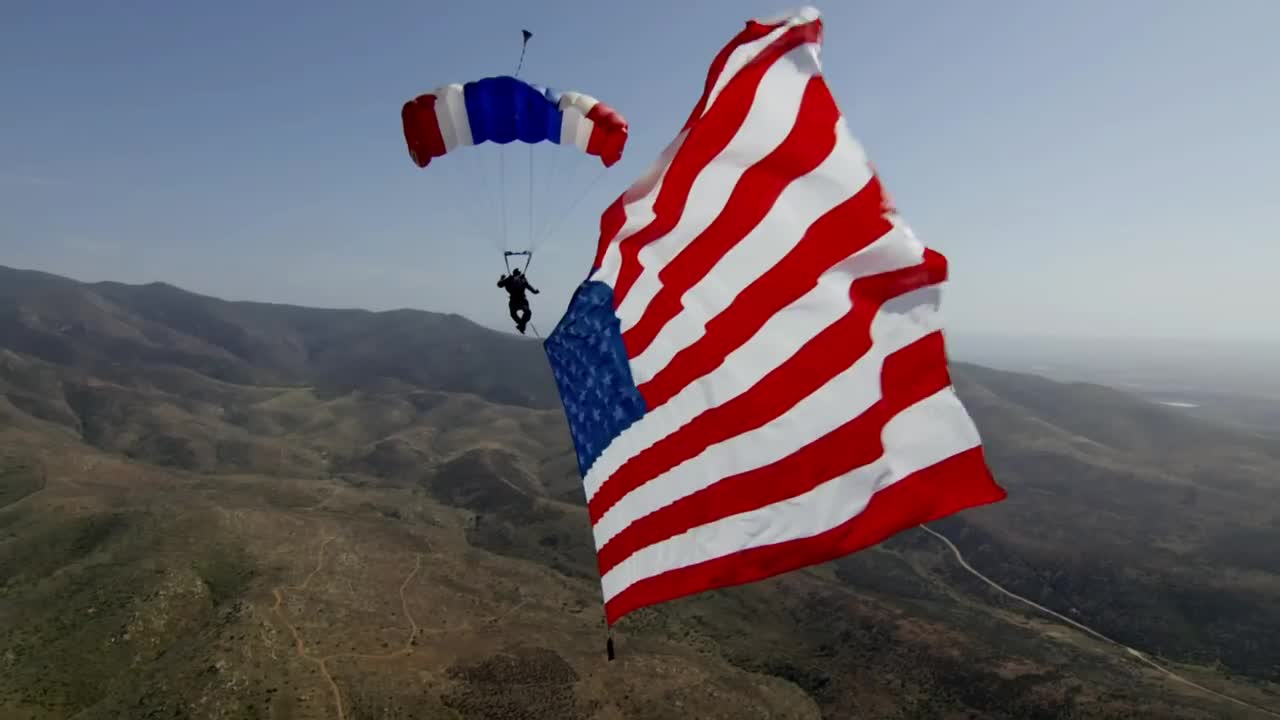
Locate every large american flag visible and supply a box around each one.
[544,6,1006,625]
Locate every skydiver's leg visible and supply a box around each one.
[510,301,530,333]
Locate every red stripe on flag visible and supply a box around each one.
[621,76,840,358]
[681,17,796,131]
[589,17,818,275]
[587,251,948,524]
[595,331,952,576]
[603,445,1005,624]
[638,175,894,408]
[401,95,447,168]
[592,197,627,272]
[610,22,822,307]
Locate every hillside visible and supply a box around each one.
[0,265,558,410]
[1,265,1278,719]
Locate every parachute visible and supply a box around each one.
[399,17,1002,649]
[400,43,630,278]
[401,76,628,170]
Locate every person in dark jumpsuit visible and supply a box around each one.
[497,268,539,334]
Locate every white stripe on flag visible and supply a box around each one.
[592,41,820,293]
[592,284,944,550]
[626,119,873,383]
[583,221,926,503]
[613,42,822,327]
[599,385,983,602]
[699,20,801,120]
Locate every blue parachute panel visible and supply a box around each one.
[462,76,564,146]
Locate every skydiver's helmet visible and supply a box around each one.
[512,268,522,277]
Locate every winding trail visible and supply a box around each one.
[272,537,427,719]
[323,554,423,663]
[270,532,531,720]
[271,536,345,719]
[920,524,1280,719]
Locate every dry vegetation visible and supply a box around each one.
[2,264,1279,718]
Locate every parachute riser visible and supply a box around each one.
[503,250,533,275]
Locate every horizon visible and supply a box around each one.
[9,260,1280,361]
[3,1,1278,345]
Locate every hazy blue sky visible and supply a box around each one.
[2,1,1277,342]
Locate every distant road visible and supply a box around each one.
[920,525,1280,719]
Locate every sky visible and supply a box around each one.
[2,1,1277,343]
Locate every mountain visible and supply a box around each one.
[0,265,559,411]
[1,264,1278,719]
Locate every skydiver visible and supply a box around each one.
[497,268,539,334]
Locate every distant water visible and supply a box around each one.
[1158,401,1200,408]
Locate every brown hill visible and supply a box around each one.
[1,265,1277,719]
[0,265,558,409]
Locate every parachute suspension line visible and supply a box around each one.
[545,146,590,242]
[483,148,505,251]
[515,29,533,77]
[527,141,535,253]
[559,155,607,236]
[470,144,504,253]
[538,145,563,236]
[533,164,608,251]
[528,147,565,252]
[498,140,509,251]
[503,250,533,275]
[530,151,584,248]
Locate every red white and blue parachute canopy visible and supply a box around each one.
[401,75,629,169]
